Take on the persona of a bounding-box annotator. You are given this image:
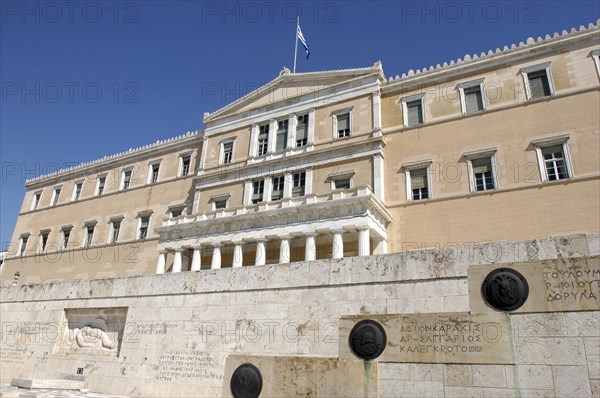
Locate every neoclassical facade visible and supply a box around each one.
[2,22,599,286]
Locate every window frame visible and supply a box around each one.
[400,93,426,127]
[403,160,432,202]
[295,113,309,147]
[61,226,72,250]
[95,174,107,196]
[332,109,353,139]
[83,222,96,247]
[18,234,30,256]
[51,186,62,206]
[592,50,600,79]
[271,174,285,201]
[326,170,355,191]
[147,160,161,184]
[251,179,265,204]
[39,230,50,253]
[109,217,123,244]
[120,167,133,190]
[520,62,555,100]
[219,139,235,165]
[532,135,573,182]
[464,149,498,193]
[71,180,84,202]
[257,123,270,156]
[275,119,289,152]
[136,213,152,240]
[168,205,186,218]
[178,153,192,177]
[30,191,42,211]
[457,78,486,115]
[292,171,306,197]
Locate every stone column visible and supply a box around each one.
[331,229,344,259]
[255,239,266,266]
[372,90,382,137]
[279,236,291,264]
[243,180,253,206]
[305,233,317,261]
[307,108,315,146]
[211,243,222,269]
[155,250,167,274]
[191,245,201,271]
[268,120,277,154]
[172,249,183,273]
[249,124,259,157]
[263,176,273,203]
[232,241,244,268]
[373,238,388,255]
[287,114,297,150]
[283,172,293,198]
[304,167,313,195]
[373,153,385,201]
[358,227,370,256]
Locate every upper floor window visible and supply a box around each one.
[292,171,306,197]
[401,93,425,127]
[169,205,185,218]
[110,218,122,244]
[276,120,288,152]
[51,186,62,206]
[403,161,431,202]
[521,62,554,100]
[137,214,151,239]
[327,171,354,191]
[61,226,72,249]
[296,114,308,147]
[592,50,600,79]
[30,191,42,211]
[72,181,83,201]
[271,175,285,201]
[84,223,95,247]
[211,195,229,211]
[221,140,234,164]
[148,161,161,184]
[179,154,191,177]
[458,79,485,114]
[95,175,107,196]
[333,111,351,138]
[39,230,50,252]
[464,150,497,192]
[257,124,269,156]
[121,168,133,190]
[252,179,265,204]
[532,136,573,182]
[18,234,29,256]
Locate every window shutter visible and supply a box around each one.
[407,101,423,125]
[464,86,483,113]
[528,71,551,98]
[472,158,491,175]
[410,168,428,190]
[337,114,349,131]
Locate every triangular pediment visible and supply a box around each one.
[204,63,384,124]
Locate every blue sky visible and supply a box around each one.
[1,0,599,249]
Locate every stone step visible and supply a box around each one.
[9,379,85,391]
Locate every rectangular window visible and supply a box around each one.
[96,175,106,195]
[61,227,71,249]
[150,163,160,184]
[51,187,61,206]
[271,175,285,201]
[122,170,132,190]
[410,168,429,201]
[252,180,265,204]
[406,100,424,126]
[72,182,83,201]
[170,207,184,218]
[464,86,484,114]
[276,120,288,151]
[110,220,121,243]
[214,200,227,210]
[542,145,569,181]
[336,113,350,138]
[472,158,495,191]
[40,231,49,252]
[257,124,269,156]
[180,155,191,177]
[18,235,29,256]
[31,192,41,211]
[296,114,308,147]
[292,172,306,197]
[222,141,233,164]
[84,224,95,247]
[334,178,351,190]
[527,70,551,99]
[138,215,150,239]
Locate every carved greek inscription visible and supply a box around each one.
[156,349,223,382]
[0,346,27,364]
[544,265,600,304]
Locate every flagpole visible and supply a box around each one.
[293,16,299,73]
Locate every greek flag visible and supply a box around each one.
[297,23,310,59]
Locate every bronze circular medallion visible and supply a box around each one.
[230,363,262,398]
[349,319,387,360]
[482,268,529,311]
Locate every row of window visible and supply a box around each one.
[405,139,572,201]
[400,53,600,127]
[29,154,192,211]
[17,214,153,256]
[219,109,353,165]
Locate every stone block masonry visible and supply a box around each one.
[0,233,598,397]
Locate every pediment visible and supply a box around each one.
[204,64,384,124]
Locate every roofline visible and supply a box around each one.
[25,130,204,187]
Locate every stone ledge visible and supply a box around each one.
[9,378,84,390]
